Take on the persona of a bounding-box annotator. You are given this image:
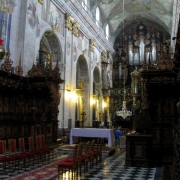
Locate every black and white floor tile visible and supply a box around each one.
[55,147,162,180]
[0,146,162,180]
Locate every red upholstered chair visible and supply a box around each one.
[36,135,51,162]
[81,141,91,172]
[88,139,95,168]
[40,135,54,159]
[57,144,79,180]
[77,142,84,175]
[97,138,103,162]
[66,143,84,175]
[19,137,36,167]
[0,140,15,174]
[8,139,27,172]
[28,136,45,165]
[93,138,99,165]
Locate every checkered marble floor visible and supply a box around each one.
[0,146,162,180]
[54,147,162,180]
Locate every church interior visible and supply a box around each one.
[0,0,180,179]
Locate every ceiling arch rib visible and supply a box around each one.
[111,12,170,43]
[90,0,175,44]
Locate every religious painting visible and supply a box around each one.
[41,0,64,35]
[0,0,16,51]
[27,1,38,29]
[27,0,40,37]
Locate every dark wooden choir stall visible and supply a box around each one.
[0,57,64,146]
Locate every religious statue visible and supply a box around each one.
[79,79,84,89]
[99,111,102,121]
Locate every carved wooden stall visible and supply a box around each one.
[125,16,180,179]
[126,134,153,167]
[171,14,180,179]
[0,58,64,144]
[140,70,177,166]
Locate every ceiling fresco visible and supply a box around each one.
[90,0,178,42]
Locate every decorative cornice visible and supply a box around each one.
[51,0,114,53]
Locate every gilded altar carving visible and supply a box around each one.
[78,78,85,89]
[15,66,23,76]
[107,50,110,58]
[101,51,107,62]
[142,56,173,71]
[89,39,95,52]
[72,21,80,37]
[27,64,47,77]
[65,13,74,31]
[155,58,173,70]
[27,61,61,79]
[153,76,173,82]
[1,57,14,73]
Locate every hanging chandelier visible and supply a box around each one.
[116,102,132,119]
[116,0,132,119]
[116,79,132,119]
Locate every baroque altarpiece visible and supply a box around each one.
[111,21,180,169]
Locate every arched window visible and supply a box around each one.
[106,24,109,40]
[82,0,87,11]
[96,7,100,26]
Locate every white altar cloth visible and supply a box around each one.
[70,128,114,147]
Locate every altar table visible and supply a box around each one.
[70,128,114,147]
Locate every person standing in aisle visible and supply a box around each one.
[114,126,122,146]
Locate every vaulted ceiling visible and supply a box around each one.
[89,0,178,43]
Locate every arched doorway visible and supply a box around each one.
[38,30,63,131]
[38,30,62,69]
[75,55,89,127]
